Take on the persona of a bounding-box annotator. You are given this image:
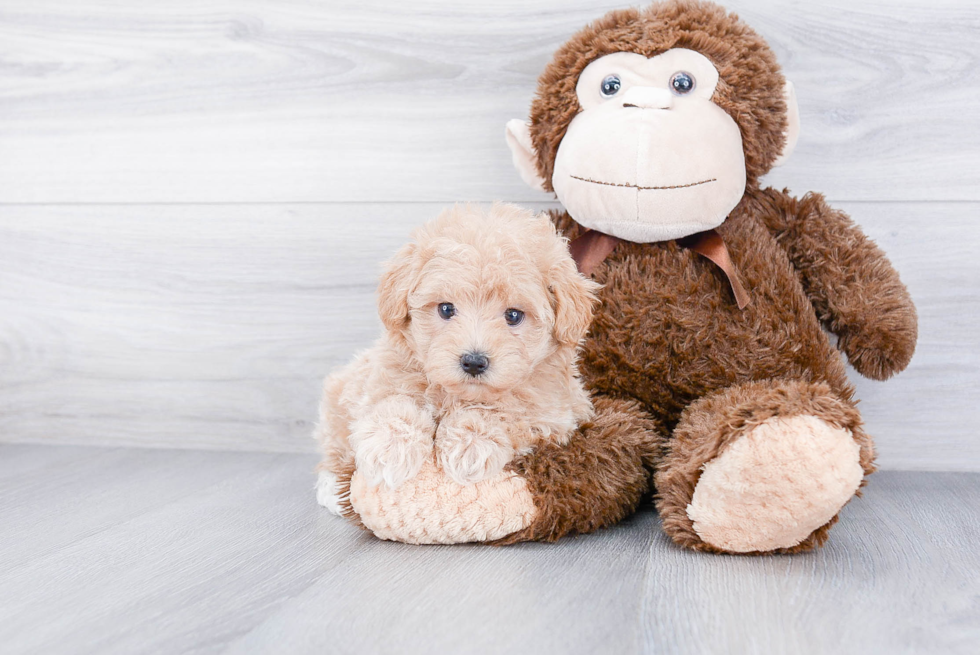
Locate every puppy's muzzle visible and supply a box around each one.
[459,352,490,377]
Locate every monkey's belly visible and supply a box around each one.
[580,237,847,426]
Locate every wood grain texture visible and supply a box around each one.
[1,444,978,655]
[0,201,976,470]
[0,0,978,203]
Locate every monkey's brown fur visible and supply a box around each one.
[502,1,917,552]
[495,396,666,545]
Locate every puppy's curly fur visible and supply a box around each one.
[314,203,600,511]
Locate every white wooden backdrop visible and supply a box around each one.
[1,0,978,470]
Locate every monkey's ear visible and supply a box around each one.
[505,119,547,191]
[772,81,801,167]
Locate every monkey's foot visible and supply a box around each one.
[656,379,874,554]
[685,414,863,553]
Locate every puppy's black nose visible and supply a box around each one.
[460,352,490,377]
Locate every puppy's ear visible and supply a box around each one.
[548,257,601,348]
[377,243,419,333]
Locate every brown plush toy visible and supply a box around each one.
[331,0,918,554]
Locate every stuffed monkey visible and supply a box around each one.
[333,0,917,554]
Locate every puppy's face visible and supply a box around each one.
[407,247,553,397]
[378,205,598,400]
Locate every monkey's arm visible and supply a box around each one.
[494,395,664,544]
[757,188,917,380]
[339,394,663,545]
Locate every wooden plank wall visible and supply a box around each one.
[1,0,978,469]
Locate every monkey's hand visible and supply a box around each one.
[349,395,436,489]
[436,408,516,485]
[340,395,662,545]
[759,189,918,380]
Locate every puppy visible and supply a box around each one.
[314,203,599,515]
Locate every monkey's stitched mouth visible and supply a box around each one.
[570,175,716,190]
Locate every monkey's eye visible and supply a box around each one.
[599,75,622,98]
[670,71,696,95]
[438,302,456,320]
[504,308,525,326]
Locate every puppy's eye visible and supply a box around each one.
[504,308,525,326]
[669,71,696,95]
[437,302,456,320]
[600,75,622,98]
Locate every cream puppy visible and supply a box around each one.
[314,203,599,514]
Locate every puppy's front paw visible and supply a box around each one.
[316,470,343,516]
[437,411,515,485]
[350,396,436,489]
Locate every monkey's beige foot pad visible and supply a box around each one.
[686,414,864,553]
[349,460,536,544]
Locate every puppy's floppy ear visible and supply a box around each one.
[377,243,419,333]
[548,256,601,348]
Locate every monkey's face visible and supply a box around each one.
[551,48,746,243]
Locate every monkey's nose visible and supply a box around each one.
[621,86,673,110]
[460,352,490,377]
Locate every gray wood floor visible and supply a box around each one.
[2,444,978,655]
